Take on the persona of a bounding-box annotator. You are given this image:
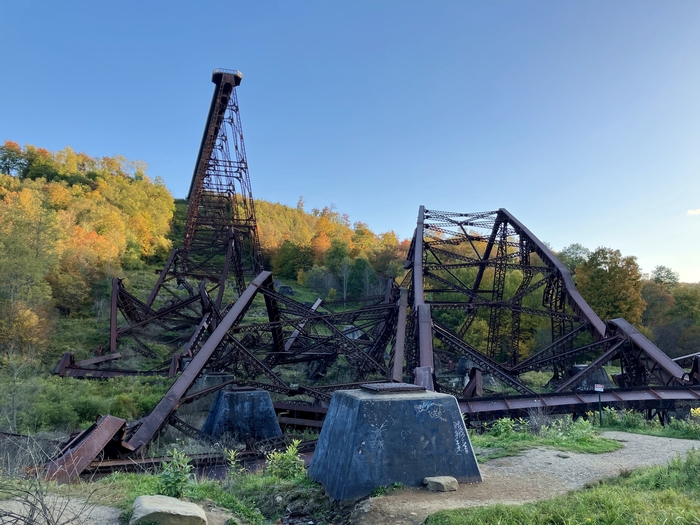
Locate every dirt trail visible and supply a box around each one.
[357,431,700,525]
[2,432,696,525]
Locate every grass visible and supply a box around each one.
[424,449,700,525]
[519,370,553,391]
[68,472,263,524]
[0,373,174,433]
[69,454,352,525]
[594,406,700,440]
[470,416,623,461]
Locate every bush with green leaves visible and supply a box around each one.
[595,406,700,439]
[541,416,595,442]
[488,417,531,437]
[265,439,306,480]
[157,448,193,498]
[225,447,247,478]
[471,414,621,461]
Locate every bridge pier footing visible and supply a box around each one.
[309,386,482,501]
[201,389,282,442]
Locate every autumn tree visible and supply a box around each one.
[576,247,645,324]
[0,141,25,175]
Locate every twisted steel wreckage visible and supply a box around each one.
[49,69,700,480]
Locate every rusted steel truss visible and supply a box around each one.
[403,206,697,399]
[47,70,700,480]
[49,270,400,478]
[184,68,263,294]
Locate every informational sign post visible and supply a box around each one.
[595,384,604,426]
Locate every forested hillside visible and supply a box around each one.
[0,141,174,365]
[0,141,409,366]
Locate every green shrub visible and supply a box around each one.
[266,439,306,480]
[541,417,595,442]
[73,395,111,422]
[595,406,700,439]
[490,418,516,437]
[111,393,138,419]
[157,448,193,498]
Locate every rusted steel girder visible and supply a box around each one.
[401,206,698,400]
[127,271,272,451]
[45,415,131,483]
[184,69,263,294]
[607,318,691,387]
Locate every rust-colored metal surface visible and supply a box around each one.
[402,207,697,401]
[607,318,690,386]
[46,70,700,477]
[45,415,127,483]
[127,272,271,451]
[459,387,700,423]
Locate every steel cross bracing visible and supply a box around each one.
[402,206,697,401]
[59,70,268,370]
[46,69,700,480]
[184,69,263,293]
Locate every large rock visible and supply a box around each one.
[424,476,458,491]
[130,495,207,525]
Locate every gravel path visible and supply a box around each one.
[359,431,700,525]
[2,432,696,525]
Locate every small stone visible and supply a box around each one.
[275,496,283,503]
[356,499,371,513]
[410,512,417,516]
[423,476,458,492]
[130,495,207,525]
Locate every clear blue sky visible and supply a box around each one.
[2,1,699,281]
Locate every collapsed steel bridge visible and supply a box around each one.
[48,69,700,481]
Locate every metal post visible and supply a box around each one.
[391,288,408,382]
[109,278,119,353]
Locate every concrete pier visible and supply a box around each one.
[201,389,282,441]
[308,385,482,501]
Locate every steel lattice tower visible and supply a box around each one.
[183,69,263,294]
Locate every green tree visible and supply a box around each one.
[557,243,590,272]
[324,239,350,276]
[671,285,700,323]
[347,257,377,298]
[641,281,675,329]
[651,265,680,287]
[0,141,25,176]
[272,240,314,279]
[305,265,334,297]
[576,247,645,324]
[676,325,700,357]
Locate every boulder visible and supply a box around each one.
[423,476,458,492]
[130,495,207,525]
